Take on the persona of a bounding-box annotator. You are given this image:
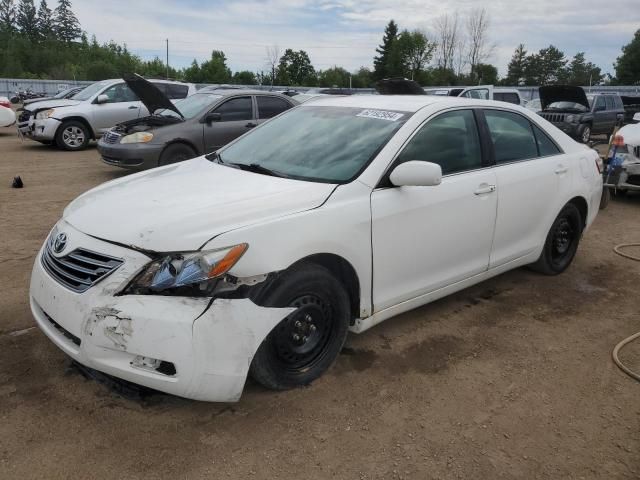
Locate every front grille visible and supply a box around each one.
[604,165,623,186]
[102,130,122,144]
[43,309,81,346]
[627,175,640,187]
[41,240,123,293]
[18,110,31,122]
[539,112,566,123]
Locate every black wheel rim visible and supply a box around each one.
[271,294,334,373]
[550,215,578,266]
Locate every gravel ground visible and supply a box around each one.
[1,127,640,479]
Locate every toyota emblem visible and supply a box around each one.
[53,232,67,254]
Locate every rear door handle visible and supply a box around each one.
[474,184,496,195]
[128,106,138,110]
[555,165,568,174]
[246,122,257,128]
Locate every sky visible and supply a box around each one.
[73,0,640,77]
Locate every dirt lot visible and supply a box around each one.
[1,126,640,480]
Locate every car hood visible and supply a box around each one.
[63,157,337,252]
[24,98,82,112]
[123,73,183,118]
[23,96,54,106]
[539,85,590,111]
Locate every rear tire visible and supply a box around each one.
[531,203,583,275]
[55,120,90,151]
[159,143,197,166]
[250,263,351,390]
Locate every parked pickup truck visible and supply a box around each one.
[537,86,624,143]
[17,78,196,151]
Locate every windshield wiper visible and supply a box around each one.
[230,162,288,178]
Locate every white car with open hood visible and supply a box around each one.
[30,95,602,402]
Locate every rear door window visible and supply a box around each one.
[167,84,189,99]
[484,110,539,163]
[494,92,520,105]
[532,124,561,157]
[605,96,615,110]
[395,109,482,175]
[213,96,253,121]
[257,96,291,119]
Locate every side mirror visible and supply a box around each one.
[633,112,640,123]
[389,161,442,187]
[96,94,109,104]
[203,112,222,124]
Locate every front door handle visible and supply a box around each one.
[555,165,568,174]
[474,184,496,195]
[246,122,257,128]
[128,106,138,110]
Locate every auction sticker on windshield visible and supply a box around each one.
[356,109,404,122]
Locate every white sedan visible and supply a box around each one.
[0,104,16,127]
[30,95,602,401]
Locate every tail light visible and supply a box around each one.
[613,135,625,147]
[595,157,604,174]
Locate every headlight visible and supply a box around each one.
[120,132,154,144]
[35,109,55,120]
[565,115,576,123]
[125,243,248,294]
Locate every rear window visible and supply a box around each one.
[494,92,520,105]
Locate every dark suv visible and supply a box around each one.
[538,86,624,143]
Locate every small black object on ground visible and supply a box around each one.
[12,176,23,188]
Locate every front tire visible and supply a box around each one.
[250,263,351,390]
[55,120,90,151]
[578,124,591,144]
[159,143,197,166]
[531,203,583,275]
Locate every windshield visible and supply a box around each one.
[73,81,111,101]
[214,106,409,183]
[157,93,222,119]
[546,101,588,112]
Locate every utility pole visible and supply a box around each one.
[166,39,169,79]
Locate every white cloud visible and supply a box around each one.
[72,0,640,77]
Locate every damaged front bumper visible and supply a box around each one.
[603,148,640,192]
[29,221,293,402]
[18,117,61,143]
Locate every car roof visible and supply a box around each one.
[196,89,290,97]
[300,94,481,112]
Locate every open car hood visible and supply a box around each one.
[376,78,426,95]
[539,85,590,111]
[123,73,183,118]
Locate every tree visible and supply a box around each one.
[473,63,498,84]
[373,19,398,80]
[53,0,80,43]
[183,59,202,83]
[525,45,567,85]
[504,44,527,86]
[200,50,231,83]
[466,8,494,82]
[395,30,436,80]
[566,52,602,86]
[264,45,280,87]
[434,12,460,71]
[0,0,16,33]
[36,0,52,38]
[351,67,372,88]
[276,49,316,86]
[232,70,256,85]
[615,29,640,85]
[16,0,37,39]
[318,66,350,87]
